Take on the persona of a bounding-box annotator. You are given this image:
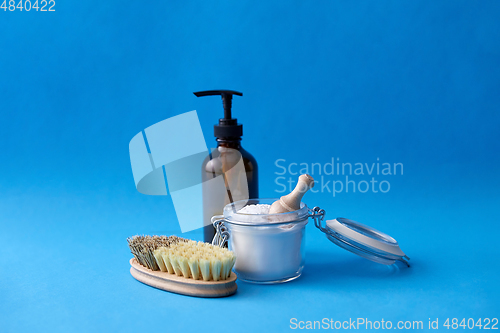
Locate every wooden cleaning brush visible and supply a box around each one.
[127,235,237,297]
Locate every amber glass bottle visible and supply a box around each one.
[194,90,259,243]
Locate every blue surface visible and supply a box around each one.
[1,1,499,332]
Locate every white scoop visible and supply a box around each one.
[268,174,315,214]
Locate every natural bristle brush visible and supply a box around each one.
[127,235,238,297]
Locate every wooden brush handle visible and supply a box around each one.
[130,258,237,298]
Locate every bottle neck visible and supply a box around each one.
[216,138,242,149]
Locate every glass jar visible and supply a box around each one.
[212,198,410,284]
[211,198,309,284]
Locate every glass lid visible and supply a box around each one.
[310,208,409,266]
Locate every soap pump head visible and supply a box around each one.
[194,89,243,138]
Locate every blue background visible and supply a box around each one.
[1,0,499,332]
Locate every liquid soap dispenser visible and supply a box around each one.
[194,90,258,243]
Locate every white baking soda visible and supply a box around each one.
[230,203,306,282]
[237,204,271,215]
[237,204,289,223]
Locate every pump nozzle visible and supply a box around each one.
[194,90,244,138]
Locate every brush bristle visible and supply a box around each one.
[127,236,236,281]
[127,235,187,270]
[153,240,236,281]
